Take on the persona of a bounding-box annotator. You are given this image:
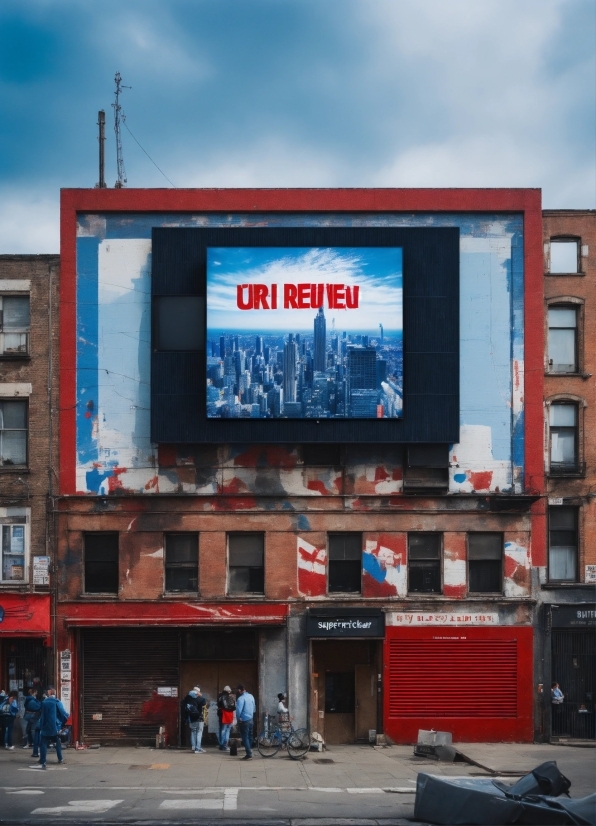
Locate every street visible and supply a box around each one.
[0,742,593,825]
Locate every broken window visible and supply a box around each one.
[0,295,30,356]
[228,533,264,594]
[408,533,441,594]
[0,399,27,466]
[328,533,362,594]
[548,306,578,373]
[154,296,204,351]
[468,533,502,593]
[165,533,198,592]
[549,403,578,472]
[549,507,578,582]
[84,533,119,594]
[549,239,579,274]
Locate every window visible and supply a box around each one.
[403,444,449,492]
[1,524,26,582]
[549,507,578,581]
[325,672,355,713]
[165,534,198,592]
[0,400,27,466]
[0,295,30,356]
[228,533,264,594]
[408,533,441,593]
[84,533,119,594]
[548,306,577,373]
[468,533,502,593]
[549,403,578,472]
[549,239,579,274]
[328,533,362,593]
[154,296,204,351]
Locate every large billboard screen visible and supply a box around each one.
[206,247,403,419]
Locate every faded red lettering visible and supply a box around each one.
[311,283,323,308]
[326,283,334,309]
[237,284,253,310]
[271,283,278,309]
[253,283,270,310]
[297,283,310,309]
[333,284,345,308]
[284,283,298,309]
[345,285,359,308]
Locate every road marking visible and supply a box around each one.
[6,790,44,795]
[347,787,385,794]
[31,800,123,815]
[159,799,223,810]
[383,787,416,793]
[18,768,68,772]
[223,788,238,810]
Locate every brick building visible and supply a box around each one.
[56,188,545,746]
[0,255,59,705]
[539,210,596,741]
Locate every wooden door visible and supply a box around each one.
[355,664,377,741]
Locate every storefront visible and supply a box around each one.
[58,602,288,746]
[0,594,51,721]
[307,608,385,744]
[384,612,534,743]
[549,603,595,740]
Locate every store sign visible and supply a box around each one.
[388,612,500,627]
[551,605,596,628]
[306,609,385,637]
[585,566,596,585]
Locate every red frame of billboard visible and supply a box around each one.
[60,188,545,563]
[383,625,534,743]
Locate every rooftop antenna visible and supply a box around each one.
[112,72,131,188]
[95,110,107,188]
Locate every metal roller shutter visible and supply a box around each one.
[82,629,179,745]
[388,637,518,718]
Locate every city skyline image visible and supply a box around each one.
[206,247,403,419]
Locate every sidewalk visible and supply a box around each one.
[0,741,593,825]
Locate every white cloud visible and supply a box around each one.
[0,188,59,253]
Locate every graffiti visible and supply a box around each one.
[297,537,326,597]
[363,535,406,597]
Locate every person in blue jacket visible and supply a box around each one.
[23,688,42,751]
[31,687,68,769]
[0,689,19,749]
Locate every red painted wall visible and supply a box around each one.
[0,594,51,636]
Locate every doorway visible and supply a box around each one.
[311,640,380,744]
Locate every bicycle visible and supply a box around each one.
[257,714,310,759]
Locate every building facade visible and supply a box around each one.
[539,210,596,741]
[0,254,59,708]
[56,188,545,746]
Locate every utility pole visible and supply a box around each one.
[96,110,106,188]
[112,72,130,188]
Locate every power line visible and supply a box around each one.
[122,117,176,188]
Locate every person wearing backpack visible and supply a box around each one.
[217,686,236,751]
[23,688,42,750]
[0,689,19,749]
[181,686,206,754]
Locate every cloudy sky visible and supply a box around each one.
[0,0,594,253]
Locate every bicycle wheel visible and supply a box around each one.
[287,728,310,760]
[257,729,282,758]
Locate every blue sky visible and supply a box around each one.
[0,0,594,252]
[207,246,403,332]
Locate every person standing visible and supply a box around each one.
[31,687,68,769]
[235,684,255,760]
[217,686,235,751]
[23,689,42,750]
[181,686,206,754]
[551,681,565,735]
[0,690,19,749]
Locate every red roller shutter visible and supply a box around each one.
[384,626,533,743]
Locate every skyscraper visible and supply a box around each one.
[255,335,263,356]
[219,336,226,359]
[283,333,299,403]
[313,307,326,372]
[347,345,377,416]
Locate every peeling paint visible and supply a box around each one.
[504,541,531,597]
[297,537,326,597]
[363,535,407,597]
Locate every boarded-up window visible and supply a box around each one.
[468,533,502,593]
[408,533,441,594]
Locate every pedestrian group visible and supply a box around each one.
[0,685,68,769]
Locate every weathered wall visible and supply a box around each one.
[72,212,524,497]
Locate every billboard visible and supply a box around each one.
[206,247,403,419]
